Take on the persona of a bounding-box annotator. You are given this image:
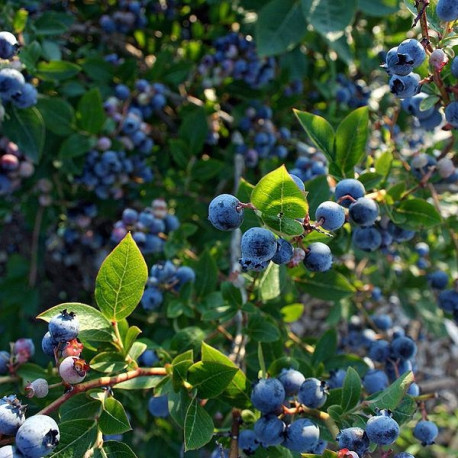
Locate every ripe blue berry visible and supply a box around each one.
[452,56,458,78]
[138,349,158,366]
[362,369,389,394]
[0,32,19,60]
[241,227,277,262]
[438,289,458,312]
[238,430,259,454]
[336,427,370,457]
[15,415,60,458]
[0,445,23,457]
[41,332,58,358]
[250,378,285,414]
[327,369,347,389]
[436,0,458,21]
[407,382,420,396]
[352,226,382,251]
[402,93,436,120]
[284,418,320,453]
[253,414,285,447]
[304,242,332,272]
[271,239,294,265]
[289,173,305,191]
[371,314,392,330]
[277,368,305,396]
[368,339,390,362]
[0,395,26,435]
[148,395,169,418]
[208,194,244,231]
[394,453,415,458]
[335,179,365,208]
[141,287,163,311]
[397,39,426,68]
[349,197,379,226]
[413,420,438,445]
[48,310,79,343]
[445,101,458,127]
[298,378,328,408]
[385,46,414,76]
[389,73,421,98]
[366,410,400,445]
[315,201,346,231]
[390,335,417,360]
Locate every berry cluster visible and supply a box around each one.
[0,137,35,195]
[401,93,443,131]
[0,31,37,110]
[141,260,195,311]
[232,103,291,167]
[288,147,328,183]
[0,395,60,458]
[0,338,35,376]
[198,32,276,89]
[99,1,148,34]
[410,153,457,184]
[111,199,180,255]
[335,74,370,108]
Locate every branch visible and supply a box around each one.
[37,367,167,416]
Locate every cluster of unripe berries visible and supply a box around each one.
[0,396,60,458]
[198,32,276,89]
[410,152,457,184]
[111,198,180,255]
[0,31,37,110]
[141,260,195,311]
[41,309,89,385]
[0,137,35,196]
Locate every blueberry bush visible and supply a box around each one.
[0,0,457,457]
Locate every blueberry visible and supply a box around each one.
[0,395,26,435]
[0,68,25,101]
[436,0,458,21]
[371,287,383,301]
[349,197,379,226]
[114,84,130,100]
[253,414,285,447]
[163,214,180,232]
[418,109,443,130]
[362,369,389,394]
[174,266,195,290]
[122,208,138,225]
[48,310,79,343]
[401,93,436,120]
[389,73,421,98]
[241,227,277,262]
[0,32,19,60]
[413,420,438,445]
[138,349,158,366]
[352,226,382,251]
[315,201,346,231]
[41,332,58,358]
[335,179,365,208]
[304,242,333,272]
[368,339,390,362]
[390,335,417,360]
[309,438,327,454]
[141,287,163,311]
[415,242,429,256]
[385,358,413,382]
[208,194,244,231]
[407,382,420,396]
[150,260,176,283]
[366,410,400,445]
[271,239,294,265]
[278,368,306,396]
[397,39,426,68]
[250,378,285,414]
[437,289,458,313]
[0,445,23,458]
[238,430,259,454]
[284,418,320,453]
[371,314,392,330]
[384,46,414,76]
[16,415,60,458]
[148,395,169,418]
[452,56,458,78]
[327,369,347,389]
[289,173,305,191]
[0,351,9,374]
[11,83,37,109]
[387,222,415,242]
[445,101,458,127]
[298,378,328,408]
[393,453,415,458]
[336,427,370,457]
[13,339,35,363]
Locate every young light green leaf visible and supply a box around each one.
[37,302,114,341]
[95,232,148,321]
[184,396,214,451]
[280,303,304,323]
[334,106,369,176]
[294,109,335,161]
[251,165,308,220]
[187,361,238,398]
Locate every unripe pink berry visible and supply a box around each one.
[59,357,89,384]
[288,248,306,267]
[25,378,49,398]
[59,339,84,358]
[13,338,35,364]
[429,49,448,71]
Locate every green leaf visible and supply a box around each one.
[178,106,208,156]
[294,109,335,161]
[237,178,259,232]
[52,419,97,458]
[251,165,308,220]
[188,361,238,398]
[95,233,148,321]
[172,350,194,391]
[299,271,356,301]
[334,107,369,176]
[114,376,163,390]
[81,58,114,83]
[248,314,281,342]
[13,9,28,33]
[375,150,393,177]
[303,175,331,217]
[89,352,128,373]
[358,172,383,190]
[58,133,95,159]
[77,88,106,134]
[261,214,305,236]
[169,388,192,429]
[368,371,414,410]
[201,342,251,408]
[36,97,75,136]
[221,282,243,308]
[305,0,358,41]
[341,367,361,412]
[419,95,440,111]
[391,395,417,425]
[15,363,47,383]
[312,329,338,365]
[184,396,214,451]
[37,302,114,342]
[393,198,441,229]
[259,262,282,302]
[99,397,132,435]
[123,326,142,355]
[34,12,72,35]
[358,0,398,16]
[60,393,102,422]
[280,303,304,322]
[19,41,41,70]
[127,341,147,361]
[36,60,81,81]
[194,249,218,298]
[3,106,45,163]
[256,0,307,56]
[102,441,137,457]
